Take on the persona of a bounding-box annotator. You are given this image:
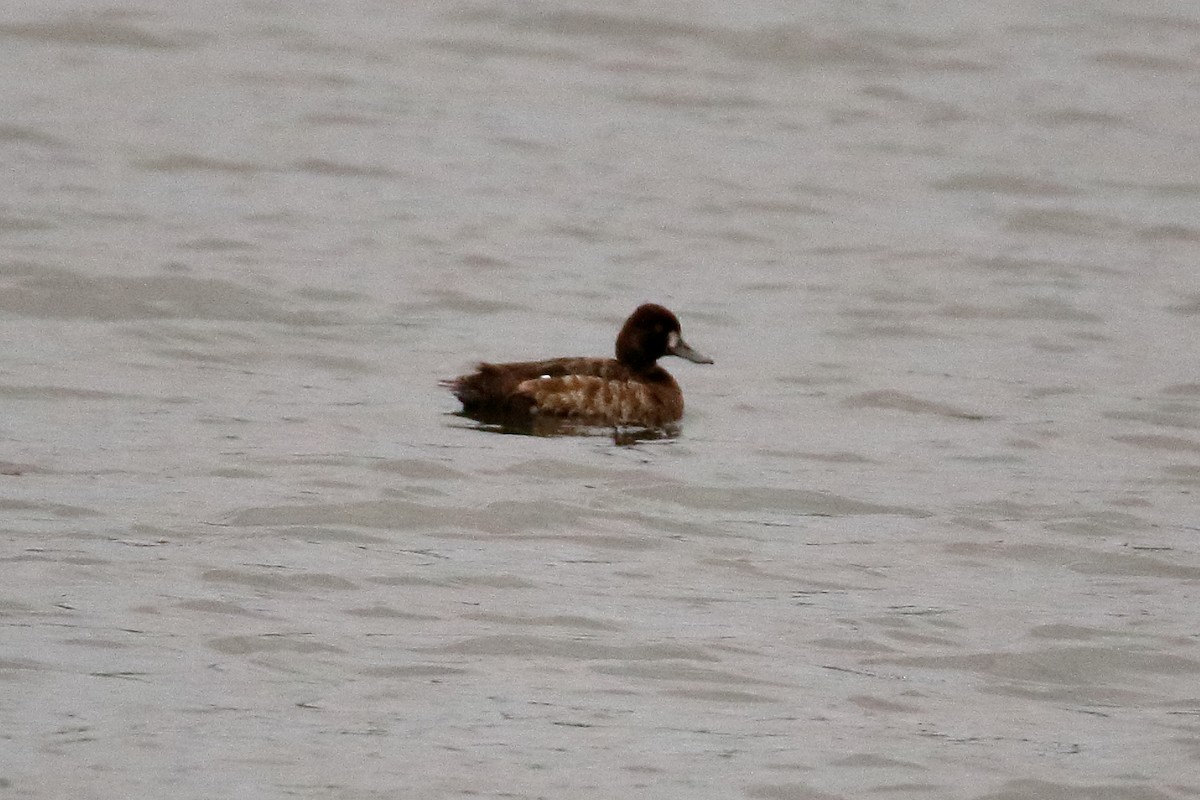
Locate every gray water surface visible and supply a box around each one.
[3,2,1200,798]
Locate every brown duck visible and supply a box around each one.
[443,304,712,428]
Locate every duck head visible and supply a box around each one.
[615,304,713,371]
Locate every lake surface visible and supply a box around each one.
[2,2,1199,798]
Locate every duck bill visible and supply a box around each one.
[668,334,713,364]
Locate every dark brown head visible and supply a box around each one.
[614,304,713,371]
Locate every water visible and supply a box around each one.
[2,2,1199,798]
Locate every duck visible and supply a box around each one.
[443,304,712,428]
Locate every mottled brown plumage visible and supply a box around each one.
[442,304,711,428]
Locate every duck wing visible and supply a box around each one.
[444,358,612,409]
[515,373,680,425]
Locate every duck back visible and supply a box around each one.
[445,357,683,426]
[446,357,607,410]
